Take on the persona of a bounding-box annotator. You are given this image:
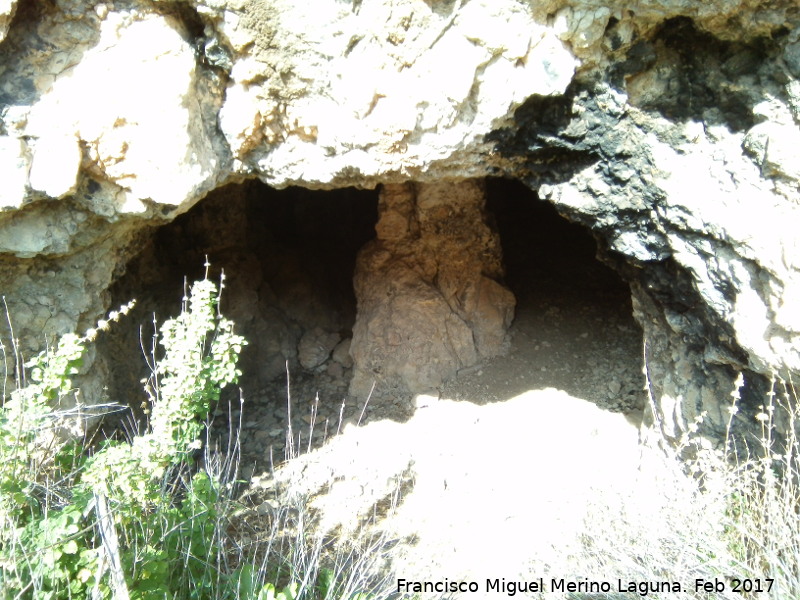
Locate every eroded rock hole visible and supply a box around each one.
[101,181,378,444]
[442,178,646,414]
[102,177,644,462]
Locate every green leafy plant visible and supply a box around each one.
[0,268,396,600]
[0,269,248,600]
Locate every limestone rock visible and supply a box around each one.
[332,338,353,369]
[216,0,577,186]
[28,133,81,199]
[0,0,799,446]
[349,181,515,398]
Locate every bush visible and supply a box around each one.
[0,271,247,600]
[0,269,392,600]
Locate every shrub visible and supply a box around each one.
[0,269,391,600]
[0,269,246,600]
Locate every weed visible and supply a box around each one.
[0,266,394,600]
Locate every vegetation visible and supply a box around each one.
[1,266,800,599]
[0,268,390,600]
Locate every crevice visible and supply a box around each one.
[150,0,234,74]
[616,16,778,131]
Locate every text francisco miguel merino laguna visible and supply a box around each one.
[397,577,686,596]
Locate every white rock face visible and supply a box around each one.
[28,133,82,199]
[0,0,799,441]
[646,129,800,376]
[23,13,220,214]
[1,0,580,211]
[218,0,577,185]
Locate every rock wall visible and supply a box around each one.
[0,0,799,441]
[488,18,800,439]
[99,182,375,413]
[350,180,515,399]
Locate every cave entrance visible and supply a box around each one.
[441,178,646,414]
[103,177,644,464]
[102,180,378,454]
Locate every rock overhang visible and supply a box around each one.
[0,0,798,443]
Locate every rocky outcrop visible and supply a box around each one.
[0,0,799,442]
[349,180,514,398]
[488,17,800,439]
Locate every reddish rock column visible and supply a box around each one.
[349,180,515,400]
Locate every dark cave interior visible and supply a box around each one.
[100,177,641,443]
[486,178,630,309]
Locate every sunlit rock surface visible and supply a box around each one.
[0,0,798,440]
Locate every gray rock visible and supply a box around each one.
[298,328,341,370]
[349,182,515,398]
[331,338,354,368]
[784,41,800,79]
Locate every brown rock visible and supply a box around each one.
[298,327,341,370]
[349,180,515,398]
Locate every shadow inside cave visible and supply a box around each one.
[99,177,645,470]
[439,178,645,415]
